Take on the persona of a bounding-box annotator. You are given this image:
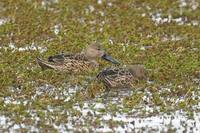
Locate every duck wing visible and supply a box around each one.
[97,67,133,88]
[48,53,64,63]
[97,67,119,78]
[48,53,88,64]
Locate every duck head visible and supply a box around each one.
[84,43,120,65]
[128,65,147,80]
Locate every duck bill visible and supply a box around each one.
[101,54,120,65]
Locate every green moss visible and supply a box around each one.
[123,92,144,108]
[0,0,200,131]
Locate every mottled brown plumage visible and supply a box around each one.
[97,65,146,89]
[36,43,119,74]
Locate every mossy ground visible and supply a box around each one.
[0,0,199,132]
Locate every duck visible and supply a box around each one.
[36,43,120,74]
[96,65,147,92]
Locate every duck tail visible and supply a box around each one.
[36,57,53,70]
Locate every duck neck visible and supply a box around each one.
[90,60,99,68]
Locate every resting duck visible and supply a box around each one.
[36,43,120,74]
